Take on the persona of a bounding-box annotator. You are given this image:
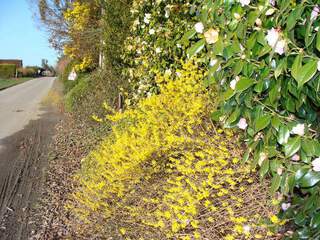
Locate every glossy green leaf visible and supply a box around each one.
[317,31,320,52]
[271,117,281,130]
[211,110,223,122]
[277,125,290,145]
[291,54,302,80]
[295,60,317,89]
[300,171,320,188]
[259,159,269,178]
[270,174,281,193]
[223,88,235,100]
[274,58,287,79]
[226,108,241,124]
[295,168,308,181]
[302,139,317,157]
[311,213,320,229]
[254,115,271,132]
[284,137,301,157]
[187,39,205,58]
[286,7,303,31]
[235,77,254,92]
[182,29,197,41]
[242,150,250,163]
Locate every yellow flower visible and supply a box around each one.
[225,234,235,240]
[234,224,243,233]
[255,234,263,239]
[119,228,126,235]
[194,231,201,239]
[270,215,280,224]
[158,220,165,228]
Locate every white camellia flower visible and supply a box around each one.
[144,13,152,24]
[277,168,283,175]
[281,202,291,211]
[243,225,251,233]
[312,158,320,172]
[269,0,275,6]
[317,60,320,71]
[311,6,320,21]
[194,22,204,33]
[165,5,171,18]
[274,39,286,55]
[266,28,286,55]
[204,29,219,44]
[292,154,300,161]
[237,118,248,130]
[165,69,172,76]
[234,13,241,20]
[265,8,275,16]
[255,18,262,26]
[209,59,218,67]
[230,76,240,90]
[291,123,305,136]
[149,29,155,35]
[266,28,279,48]
[239,0,250,7]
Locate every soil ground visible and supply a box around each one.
[0,80,63,240]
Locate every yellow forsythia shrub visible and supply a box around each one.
[69,61,273,239]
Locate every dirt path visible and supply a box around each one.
[0,80,62,240]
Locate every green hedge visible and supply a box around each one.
[17,67,39,77]
[64,74,89,112]
[0,64,16,78]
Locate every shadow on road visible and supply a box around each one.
[0,81,63,240]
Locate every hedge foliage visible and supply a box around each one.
[121,0,197,103]
[17,66,39,78]
[0,64,16,78]
[61,0,133,116]
[64,0,320,238]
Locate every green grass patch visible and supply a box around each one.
[0,77,33,90]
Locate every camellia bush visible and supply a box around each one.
[180,0,320,238]
[121,0,198,103]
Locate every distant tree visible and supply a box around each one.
[41,58,50,70]
[30,0,101,71]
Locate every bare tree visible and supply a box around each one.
[29,0,73,51]
[29,0,102,68]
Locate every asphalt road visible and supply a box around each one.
[0,77,60,240]
[0,77,55,150]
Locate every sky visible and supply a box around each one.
[0,0,57,67]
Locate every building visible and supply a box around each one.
[0,59,23,68]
